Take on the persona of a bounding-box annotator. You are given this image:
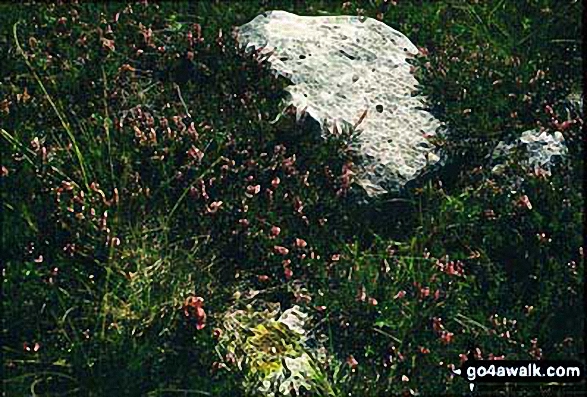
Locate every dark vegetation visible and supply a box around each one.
[1,1,583,395]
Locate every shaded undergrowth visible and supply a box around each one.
[1,1,583,396]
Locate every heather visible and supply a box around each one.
[1,1,583,396]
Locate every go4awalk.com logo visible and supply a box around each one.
[453,360,585,392]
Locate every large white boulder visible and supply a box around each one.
[236,10,443,196]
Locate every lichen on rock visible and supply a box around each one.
[217,302,335,396]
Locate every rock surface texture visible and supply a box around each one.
[236,11,442,196]
[490,128,568,176]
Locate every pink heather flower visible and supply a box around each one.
[195,313,206,330]
[293,197,304,213]
[339,162,355,194]
[246,184,261,195]
[271,176,280,189]
[270,226,281,237]
[284,267,293,280]
[257,275,270,282]
[184,296,206,330]
[402,375,409,382]
[101,37,115,52]
[394,290,406,299]
[207,201,223,214]
[223,353,236,366]
[282,156,297,172]
[530,347,542,359]
[356,285,367,302]
[533,167,550,178]
[368,297,378,306]
[418,46,429,57]
[347,355,358,369]
[438,260,465,277]
[187,145,204,161]
[432,317,444,333]
[274,245,289,255]
[294,292,312,303]
[419,286,430,298]
[517,195,533,210]
[459,353,468,364]
[440,331,454,344]
[295,238,307,248]
[265,188,274,202]
[419,346,430,354]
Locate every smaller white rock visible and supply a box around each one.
[520,129,567,173]
[491,128,567,175]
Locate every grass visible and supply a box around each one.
[1,1,583,396]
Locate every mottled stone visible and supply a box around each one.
[236,11,442,196]
[491,129,568,176]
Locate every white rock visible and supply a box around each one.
[236,11,442,196]
[491,128,568,175]
[520,129,567,173]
